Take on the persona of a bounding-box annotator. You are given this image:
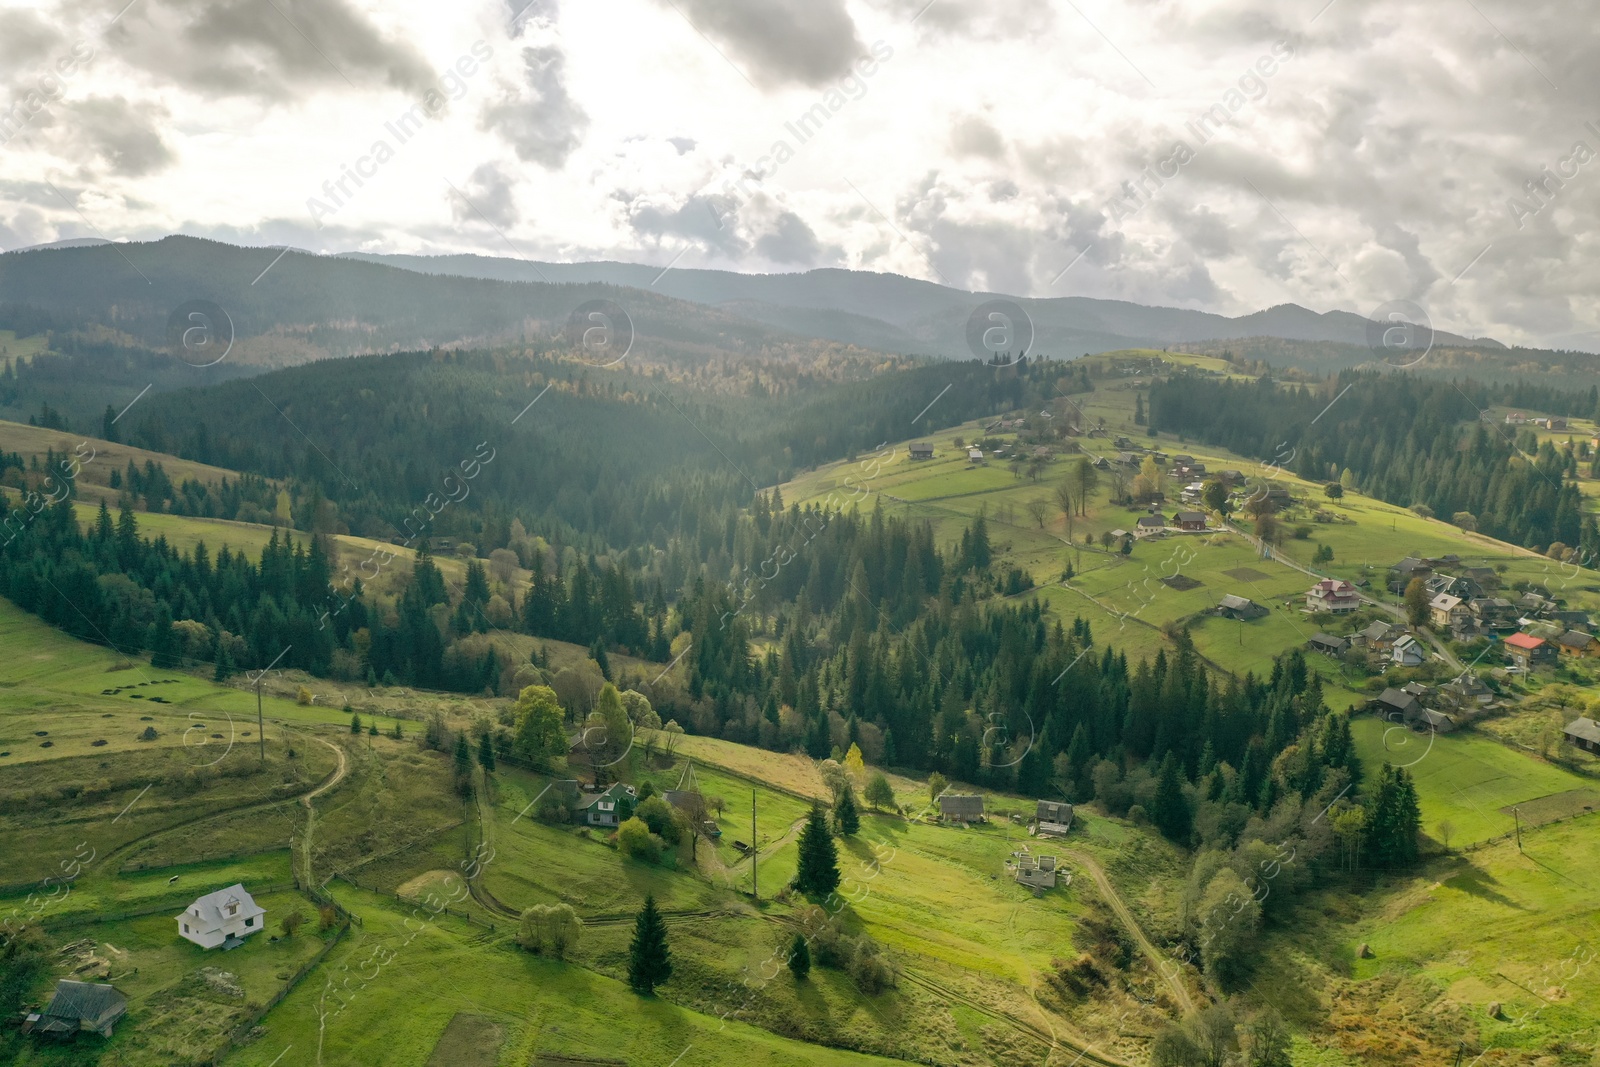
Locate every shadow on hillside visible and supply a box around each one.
[1443,860,1525,910]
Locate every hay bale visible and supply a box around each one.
[1487,1001,1502,1019]
[1358,943,1374,959]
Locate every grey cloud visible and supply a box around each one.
[67,97,174,177]
[452,163,519,229]
[664,0,863,89]
[667,136,697,155]
[866,0,1053,40]
[624,191,747,257]
[95,0,436,101]
[481,46,587,168]
[755,210,821,264]
[0,9,66,70]
[949,115,1004,159]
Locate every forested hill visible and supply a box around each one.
[0,236,904,371]
[1150,370,1599,557]
[121,346,1080,550]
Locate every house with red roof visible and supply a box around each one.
[1504,631,1555,670]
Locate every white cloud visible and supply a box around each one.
[0,0,1594,348]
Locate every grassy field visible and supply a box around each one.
[1350,715,1597,846]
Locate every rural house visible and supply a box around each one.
[1391,634,1426,666]
[1387,557,1434,594]
[572,782,637,827]
[1563,717,1600,754]
[177,884,265,950]
[1035,800,1073,836]
[1429,593,1469,631]
[1173,510,1207,531]
[968,447,984,463]
[1135,516,1165,536]
[1408,707,1457,733]
[1217,594,1268,620]
[1439,675,1493,710]
[1305,579,1360,614]
[909,443,933,460]
[1370,688,1420,721]
[1555,631,1600,658]
[1308,633,1348,656]
[1504,632,1555,670]
[23,981,127,1039]
[938,794,985,824]
[1355,620,1399,650]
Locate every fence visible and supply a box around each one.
[334,870,499,933]
[39,883,297,931]
[199,914,353,1066]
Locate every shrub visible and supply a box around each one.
[296,685,314,706]
[635,796,681,844]
[280,911,305,937]
[617,817,662,863]
[517,904,582,958]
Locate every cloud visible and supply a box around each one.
[623,190,747,256]
[98,0,437,101]
[452,162,518,229]
[949,115,1004,159]
[481,45,588,168]
[65,97,174,177]
[755,210,821,264]
[662,0,864,89]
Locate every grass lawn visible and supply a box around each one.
[1349,716,1594,846]
[217,883,911,1067]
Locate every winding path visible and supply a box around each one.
[1065,849,1196,1015]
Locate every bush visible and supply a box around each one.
[296,685,314,706]
[617,817,662,863]
[635,796,681,844]
[518,903,582,958]
[280,911,305,937]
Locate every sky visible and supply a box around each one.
[0,0,1597,350]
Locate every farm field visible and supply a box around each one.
[1349,715,1597,846]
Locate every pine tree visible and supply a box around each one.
[478,730,496,772]
[787,932,811,980]
[350,713,362,734]
[794,802,840,896]
[834,787,860,836]
[212,640,234,682]
[1152,752,1191,844]
[454,732,473,777]
[627,894,672,994]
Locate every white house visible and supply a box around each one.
[176,884,266,950]
[1305,579,1360,614]
[1391,634,1426,667]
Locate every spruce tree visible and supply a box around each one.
[627,894,672,994]
[1152,752,1191,844]
[794,802,840,896]
[834,786,860,836]
[787,932,811,980]
[212,640,233,682]
[478,730,496,772]
[350,713,362,734]
[454,731,473,777]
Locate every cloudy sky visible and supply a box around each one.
[1,0,1596,348]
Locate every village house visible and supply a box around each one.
[938,794,986,824]
[1504,412,1527,425]
[1550,609,1592,630]
[1217,594,1268,620]
[23,981,128,1039]
[1305,578,1360,614]
[1181,481,1206,504]
[967,447,985,463]
[1426,573,1482,600]
[176,884,265,950]
[1173,510,1207,531]
[1438,674,1493,710]
[1370,687,1420,721]
[1387,557,1433,593]
[1308,633,1348,656]
[1355,620,1400,651]
[570,781,637,828]
[1564,717,1600,755]
[909,443,933,460]
[1555,630,1600,658]
[1469,597,1518,632]
[1135,515,1166,536]
[1114,435,1134,449]
[1409,707,1457,733]
[1035,800,1074,836]
[1092,455,1111,470]
[1429,593,1470,631]
[1391,633,1426,667]
[1216,469,1245,485]
[1515,592,1555,619]
[1504,632,1555,670]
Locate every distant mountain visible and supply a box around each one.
[341,251,1504,357]
[3,237,111,253]
[0,235,891,371]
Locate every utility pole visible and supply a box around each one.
[751,789,758,903]
[255,673,265,764]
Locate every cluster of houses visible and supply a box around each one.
[1503,412,1568,430]
[1132,510,1210,537]
[1307,619,1431,669]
